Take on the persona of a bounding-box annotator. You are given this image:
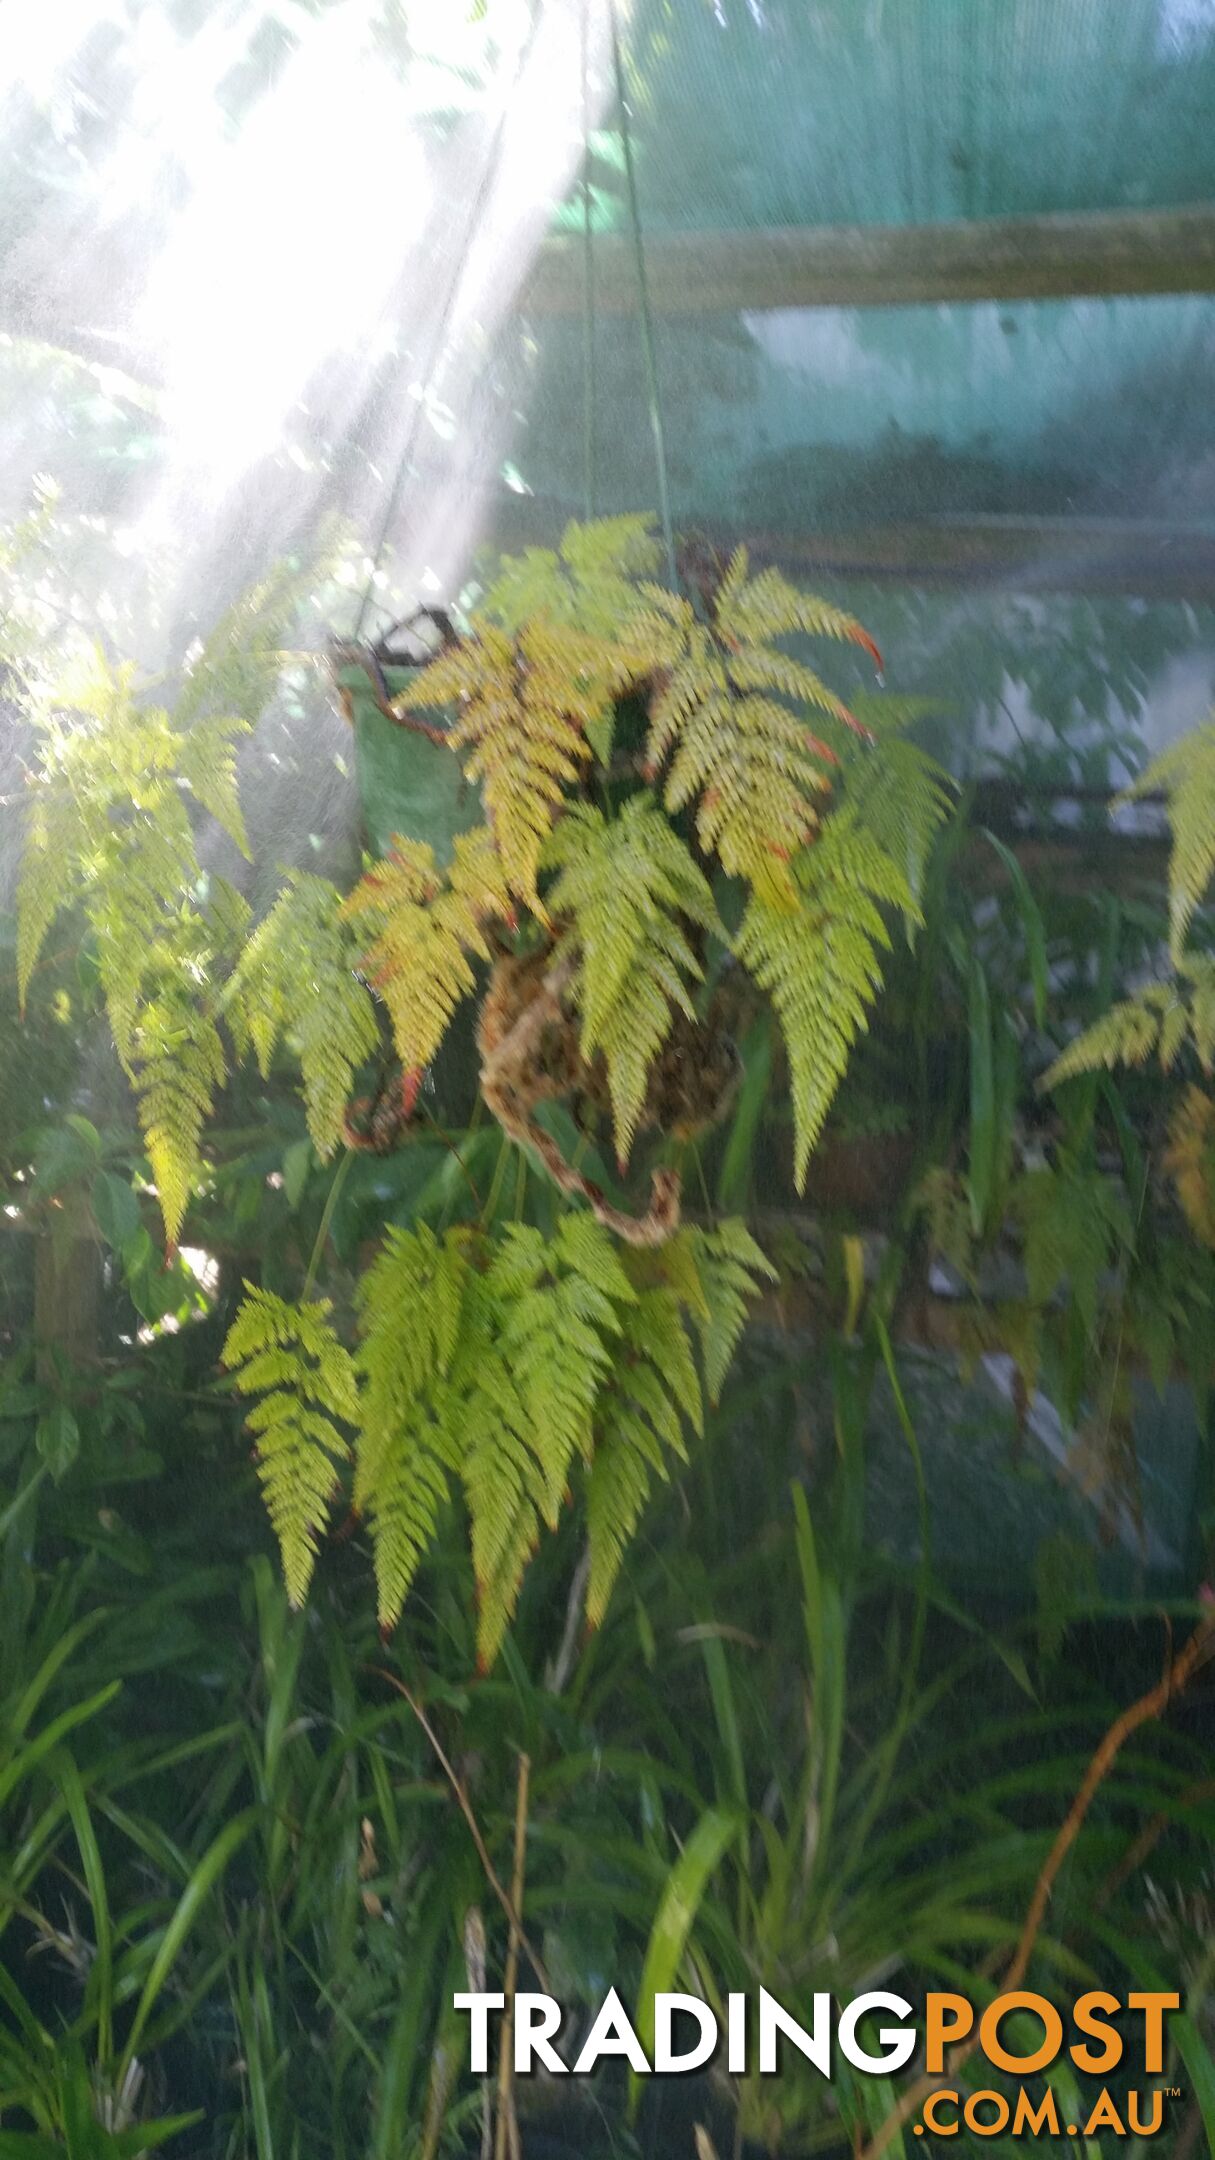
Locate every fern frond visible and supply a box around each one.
[543,795,722,1162]
[1012,1159,1129,1335]
[483,515,663,643]
[1041,980,1188,1086]
[643,550,876,906]
[586,1268,703,1628]
[175,556,316,727]
[1164,1084,1215,1248]
[223,1286,359,1605]
[736,814,914,1188]
[16,792,83,1013]
[231,872,378,1156]
[356,1224,471,1630]
[675,1220,776,1404]
[1119,718,1215,961]
[175,714,252,857]
[840,733,957,909]
[341,827,509,1082]
[407,621,629,910]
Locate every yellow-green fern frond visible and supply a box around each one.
[231,872,378,1156]
[586,1266,703,1630]
[407,621,629,910]
[126,993,227,1247]
[736,815,915,1188]
[16,792,83,1013]
[543,795,723,1162]
[355,1225,471,1630]
[341,828,508,1081]
[676,1220,776,1404]
[1119,718,1215,961]
[1164,1084,1215,1248]
[643,551,875,906]
[1041,979,1192,1086]
[175,556,318,727]
[483,515,662,643]
[223,1286,359,1606]
[175,714,252,857]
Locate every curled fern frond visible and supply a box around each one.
[223,1286,359,1606]
[543,795,723,1163]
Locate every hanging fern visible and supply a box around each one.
[223,1287,360,1606]
[542,795,723,1163]
[12,521,947,1657]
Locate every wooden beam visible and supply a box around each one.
[742,517,1215,601]
[490,499,1215,601]
[520,203,1215,314]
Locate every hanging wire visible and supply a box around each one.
[580,0,597,521]
[353,10,543,642]
[608,0,678,589]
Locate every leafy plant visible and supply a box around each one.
[15,516,939,1650]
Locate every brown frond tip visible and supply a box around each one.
[850,626,884,674]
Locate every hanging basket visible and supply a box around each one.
[329,632,481,867]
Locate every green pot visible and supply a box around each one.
[334,658,482,867]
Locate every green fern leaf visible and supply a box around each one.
[677,1220,777,1404]
[644,549,877,906]
[543,795,723,1162]
[736,814,914,1189]
[356,1224,471,1632]
[223,1286,359,1606]
[231,872,378,1156]
[341,826,509,1082]
[1119,718,1215,961]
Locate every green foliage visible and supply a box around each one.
[16,652,252,1243]
[1012,1156,1130,1336]
[480,512,663,639]
[12,518,950,1638]
[736,811,919,1187]
[641,547,875,906]
[340,824,510,1079]
[1043,957,1215,1085]
[543,795,723,1161]
[405,618,631,912]
[1120,715,1215,961]
[228,871,378,1157]
[223,1287,359,1605]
